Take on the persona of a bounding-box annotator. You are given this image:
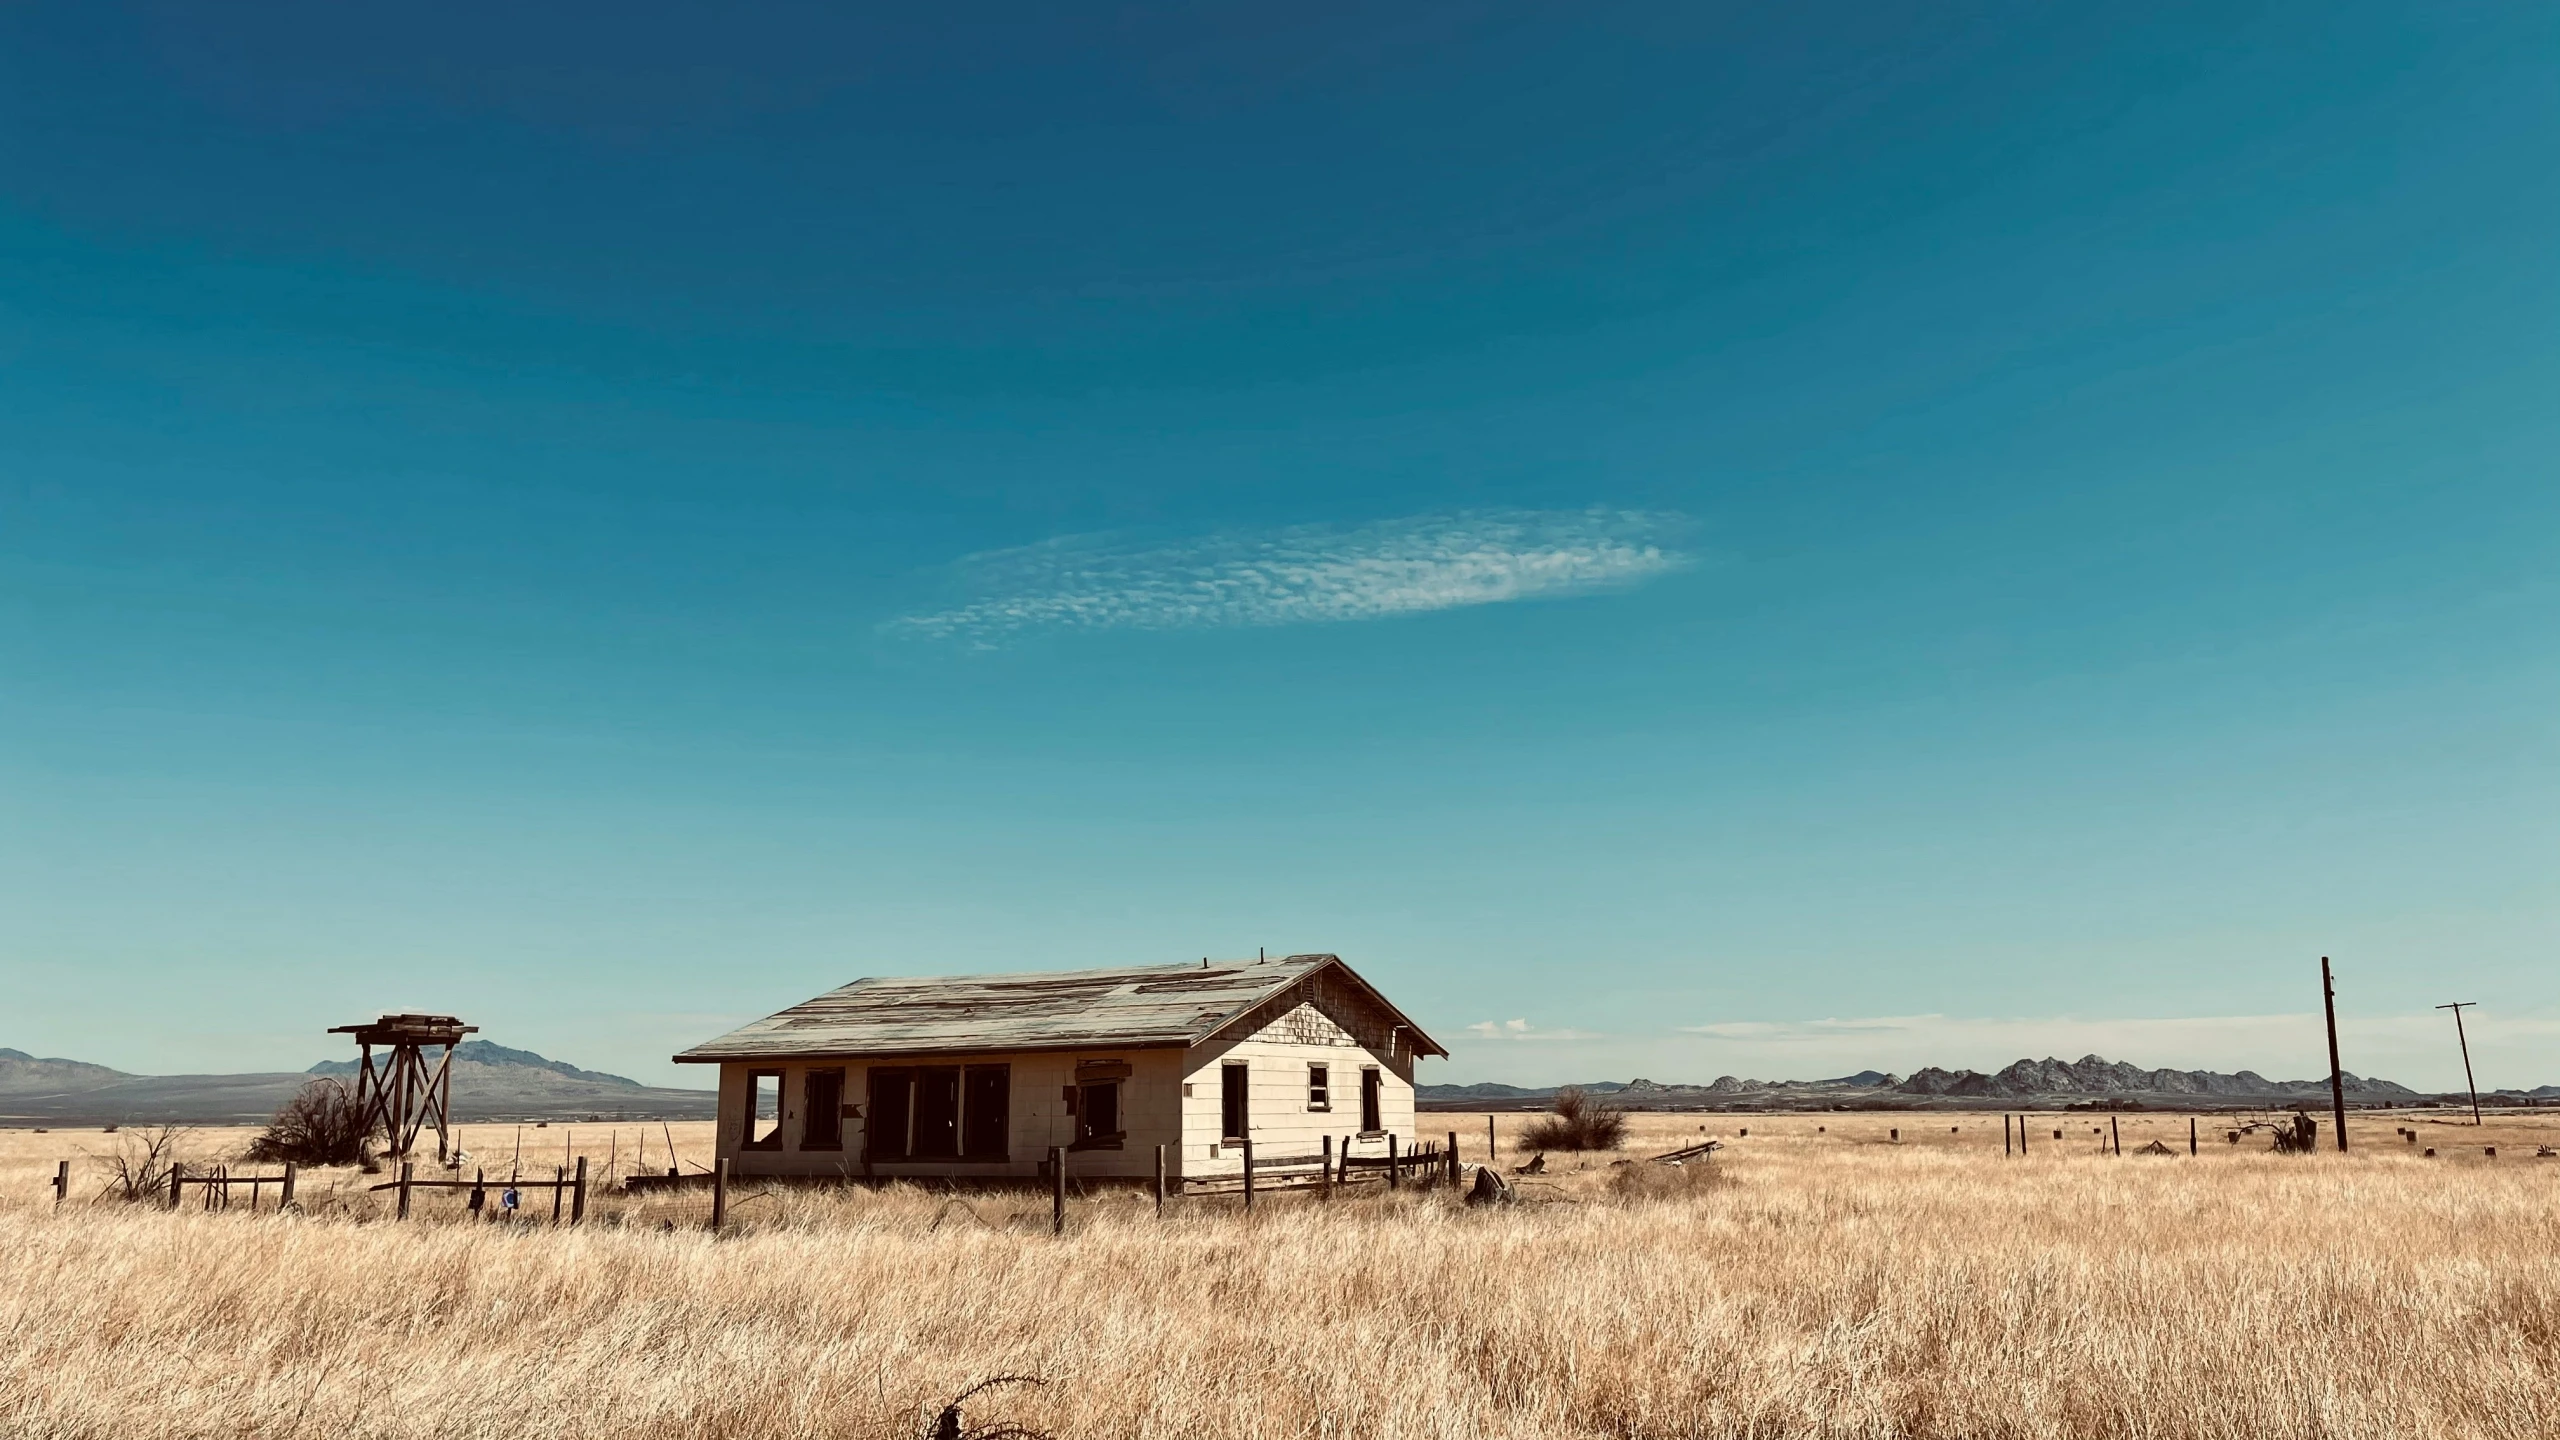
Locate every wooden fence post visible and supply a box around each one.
[396,1161,415,1220]
[1448,1131,1460,1185]
[710,1158,730,1233]
[1153,1144,1165,1216]
[168,1162,184,1210]
[2004,1115,2012,1156]
[53,1160,70,1208]
[1386,1134,1399,1192]
[2189,1117,2198,1157]
[1488,1114,1496,1163]
[1321,1135,1333,1200]
[570,1156,588,1224]
[2110,1116,2121,1156]
[281,1163,297,1211]
[1050,1146,1065,1236]
[1241,1136,1255,1210]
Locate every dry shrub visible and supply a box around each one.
[99,1125,186,1203]
[246,1079,371,1167]
[1518,1086,1626,1151]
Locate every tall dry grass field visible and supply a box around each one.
[4,1110,2555,1439]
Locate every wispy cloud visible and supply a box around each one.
[1466,1018,1605,1042]
[887,509,1688,642]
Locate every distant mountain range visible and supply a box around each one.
[1420,1054,2560,1112]
[307,1040,643,1088]
[0,1042,714,1126]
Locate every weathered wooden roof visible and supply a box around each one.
[675,954,1447,1063]
[328,1014,477,1046]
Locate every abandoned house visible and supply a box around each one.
[673,953,1447,1184]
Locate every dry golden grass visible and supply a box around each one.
[4,1109,2555,1439]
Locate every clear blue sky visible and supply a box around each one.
[5,3,2554,1090]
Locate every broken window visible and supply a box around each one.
[1221,1062,1249,1141]
[1359,1066,1382,1134]
[744,1070,784,1149]
[1077,1080,1121,1146]
[867,1064,1009,1162]
[802,1068,845,1151]
[1307,1064,1330,1111]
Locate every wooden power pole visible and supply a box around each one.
[2321,956,2348,1153]
[2436,1001,2482,1125]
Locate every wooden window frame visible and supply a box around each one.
[801,1067,846,1151]
[1307,1063,1330,1112]
[1358,1065,1383,1137]
[742,1069,785,1151]
[1072,1079,1124,1151]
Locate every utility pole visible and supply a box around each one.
[2321,957,2348,1153]
[2435,1001,2482,1125]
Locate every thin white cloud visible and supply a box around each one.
[887,508,1688,642]
[1466,1018,1605,1043]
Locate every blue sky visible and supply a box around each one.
[4,3,2554,1090]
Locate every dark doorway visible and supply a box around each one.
[866,1068,914,1161]
[1360,1066,1382,1134]
[1221,1062,1249,1141]
[962,1065,1010,1158]
[913,1066,962,1158]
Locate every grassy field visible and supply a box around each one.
[4,1108,2555,1439]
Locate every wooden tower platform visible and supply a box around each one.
[328,1014,478,1161]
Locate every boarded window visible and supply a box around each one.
[1307,1064,1330,1111]
[1221,1062,1248,1141]
[866,1068,914,1161]
[1359,1066,1382,1134]
[744,1070,784,1149]
[962,1065,1010,1157]
[913,1066,962,1159]
[802,1068,845,1150]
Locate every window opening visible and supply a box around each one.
[744,1070,784,1149]
[1359,1066,1382,1134]
[1221,1062,1249,1141]
[1307,1064,1330,1111]
[802,1068,845,1150]
[1077,1080,1122,1146]
[866,1067,915,1162]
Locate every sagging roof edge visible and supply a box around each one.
[672,1037,1190,1065]
[1187,954,1450,1059]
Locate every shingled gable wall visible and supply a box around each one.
[1177,965,1419,1180]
